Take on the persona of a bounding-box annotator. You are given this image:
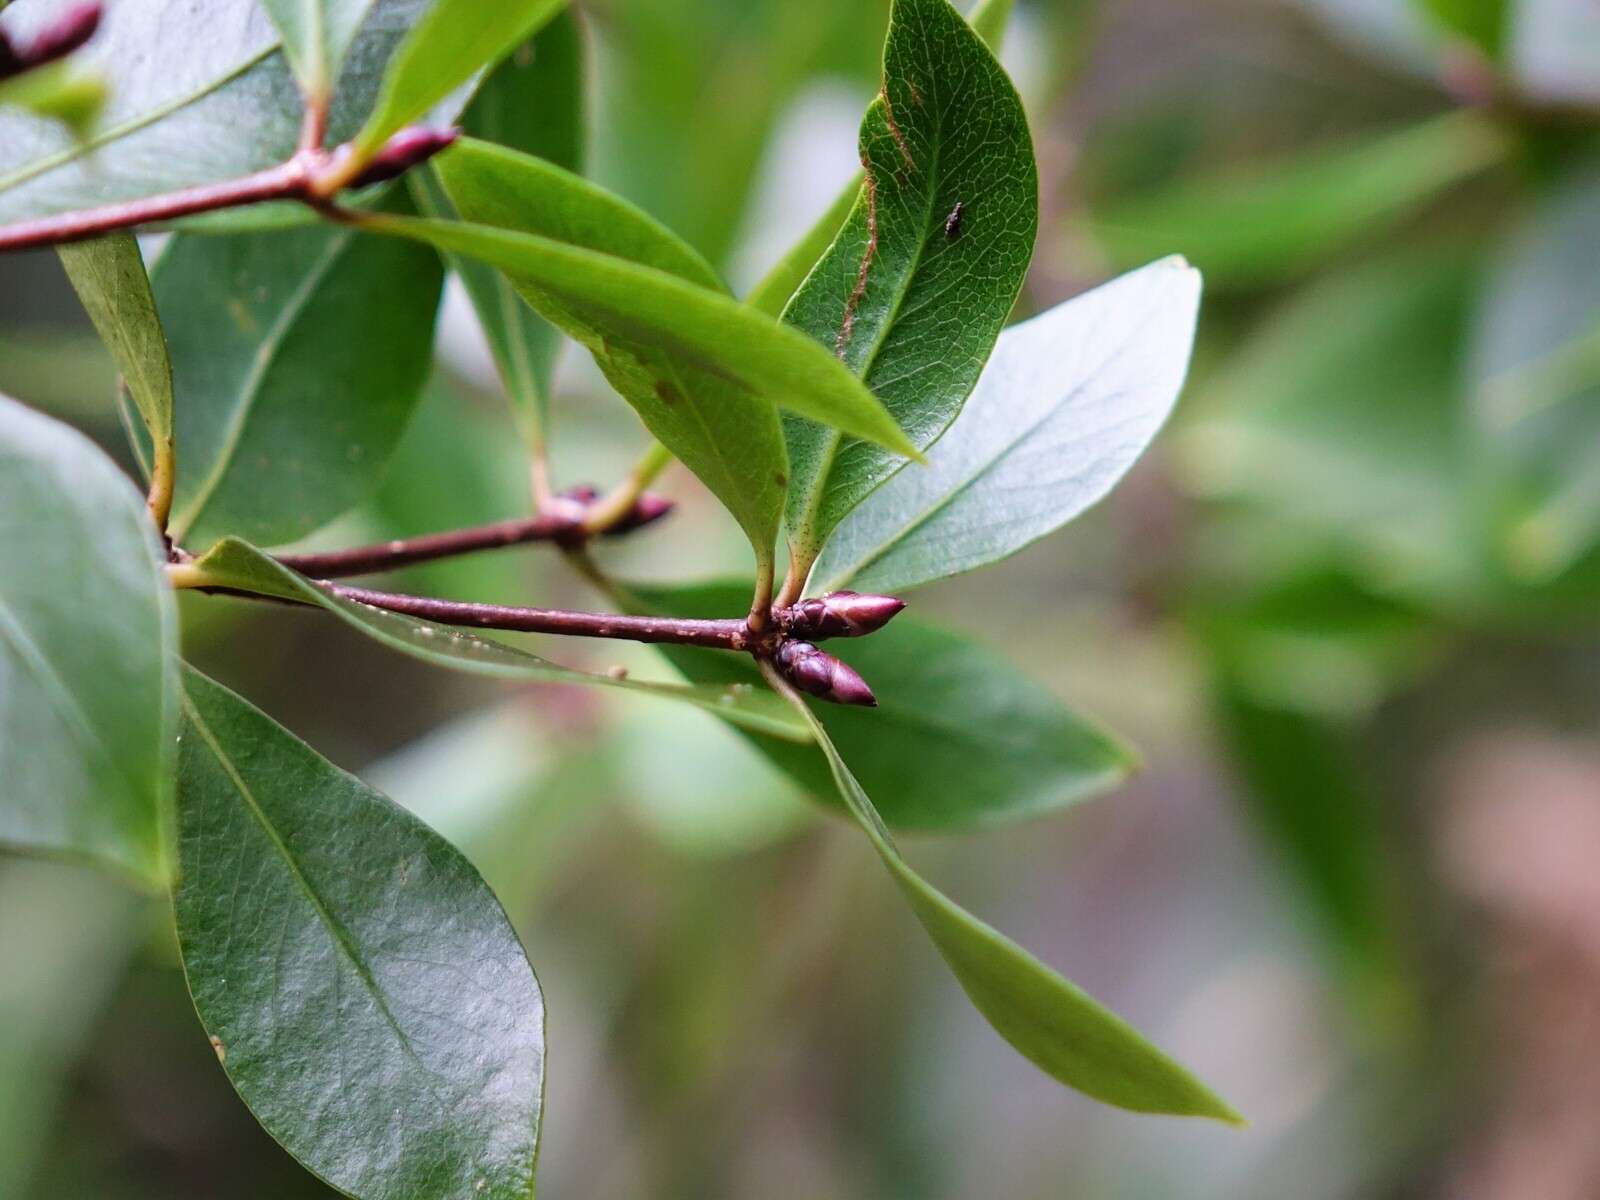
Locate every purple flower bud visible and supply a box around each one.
[785,590,906,640]
[348,126,460,189]
[0,2,100,79]
[775,640,877,707]
[602,493,675,536]
[557,484,600,505]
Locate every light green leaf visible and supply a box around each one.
[153,208,443,548]
[257,0,378,99]
[780,0,1038,569]
[188,538,810,742]
[411,9,586,452]
[351,0,567,156]
[0,0,434,225]
[744,0,1014,318]
[56,233,174,449]
[1413,0,1508,56]
[1086,113,1505,290]
[0,393,177,886]
[784,686,1242,1121]
[631,581,1136,831]
[173,666,545,1200]
[0,60,104,136]
[812,258,1200,594]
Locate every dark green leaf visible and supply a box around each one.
[1086,114,1504,290]
[0,0,433,225]
[257,0,378,98]
[1413,0,1508,56]
[812,257,1201,595]
[742,0,1013,318]
[780,0,1038,567]
[187,538,810,741]
[153,211,443,549]
[350,0,567,156]
[632,580,1135,831]
[56,233,174,450]
[173,666,544,1200]
[0,394,177,885]
[783,689,1241,1121]
[410,9,586,452]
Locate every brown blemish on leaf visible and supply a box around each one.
[654,380,681,406]
[879,83,917,177]
[210,1036,226,1064]
[836,163,880,360]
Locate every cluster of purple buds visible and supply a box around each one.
[774,640,877,708]
[783,590,906,640]
[0,2,100,80]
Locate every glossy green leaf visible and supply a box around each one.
[173,666,544,1200]
[257,0,379,98]
[0,394,177,885]
[1087,113,1504,290]
[188,538,810,742]
[153,212,443,549]
[632,581,1135,831]
[411,10,586,452]
[743,0,1013,318]
[782,689,1241,1121]
[0,0,433,225]
[812,257,1201,595]
[780,0,1038,566]
[57,233,174,458]
[351,0,567,156]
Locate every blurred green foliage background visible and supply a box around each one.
[3,0,1600,1195]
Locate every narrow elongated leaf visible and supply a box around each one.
[257,0,379,98]
[780,0,1037,566]
[426,138,789,566]
[1087,114,1504,289]
[351,0,567,156]
[0,394,177,885]
[153,210,443,548]
[782,689,1241,1121]
[813,258,1201,594]
[56,233,174,449]
[743,0,1014,318]
[173,666,544,1200]
[632,581,1135,831]
[411,10,586,452]
[0,0,432,225]
[189,538,810,741]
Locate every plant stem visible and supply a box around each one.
[581,441,674,534]
[0,160,308,252]
[146,435,175,534]
[276,512,587,578]
[327,584,761,650]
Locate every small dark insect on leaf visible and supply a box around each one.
[944,201,965,240]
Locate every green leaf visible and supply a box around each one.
[410,9,586,452]
[351,0,567,157]
[631,581,1135,831]
[783,687,1241,1121]
[812,257,1201,595]
[173,666,544,1200]
[188,538,810,742]
[0,0,435,226]
[257,0,379,99]
[743,0,1014,318]
[0,393,177,886]
[56,233,174,450]
[780,0,1038,566]
[1086,114,1505,290]
[1469,165,1600,582]
[0,60,105,136]
[1413,0,1508,56]
[153,210,443,548]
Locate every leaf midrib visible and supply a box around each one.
[169,227,356,540]
[180,689,439,1081]
[0,44,279,196]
